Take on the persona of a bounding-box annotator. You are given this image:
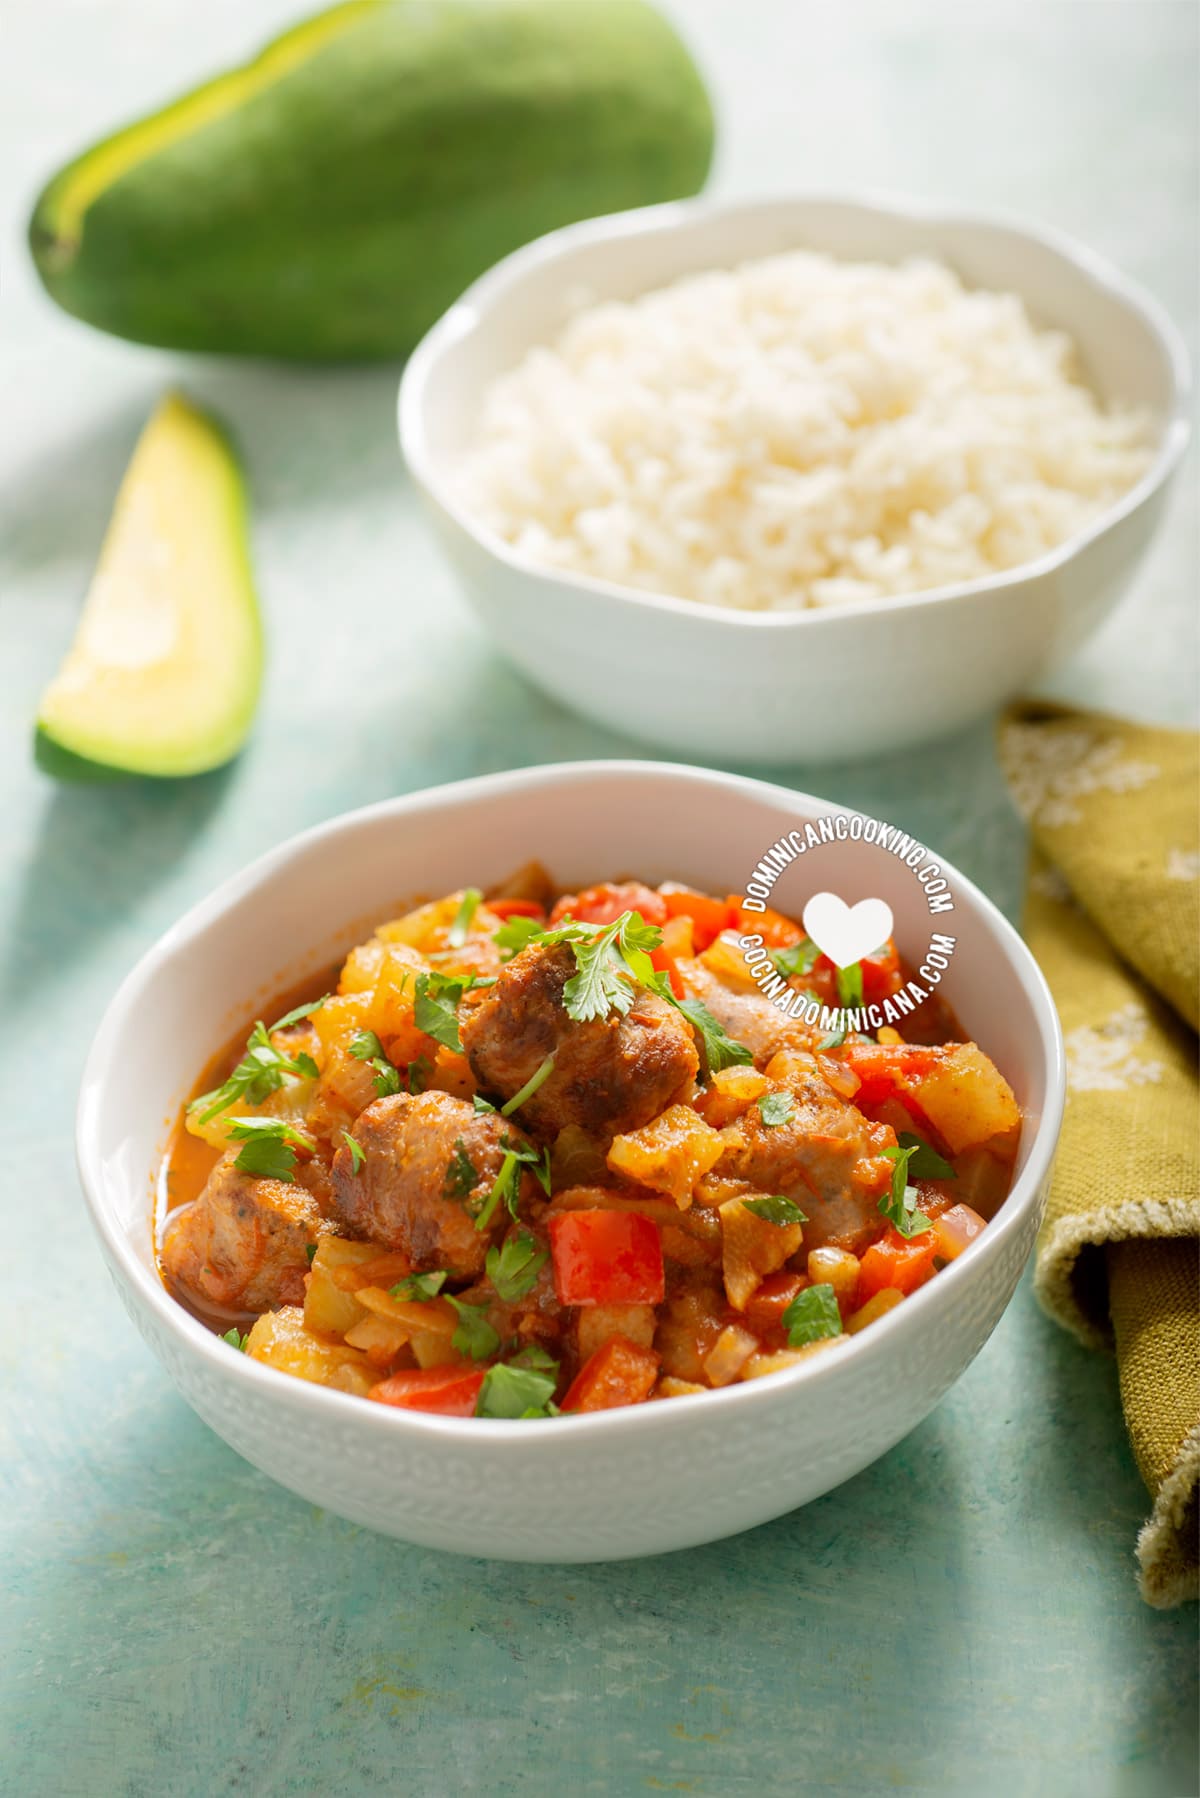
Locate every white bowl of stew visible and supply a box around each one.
[77,761,1064,1562]
[399,193,1189,765]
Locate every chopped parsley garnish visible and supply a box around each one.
[270,997,328,1030]
[896,1131,956,1181]
[447,1298,501,1361]
[486,1233,549,1302]
[757,1091,794,1128]
[305,1243,319,1263]
[413,970,472,1053]
[501,1052,556,1118]
[508,1342,558,1373]
[836,962,864,1008]
[390,1269,448,1302]
[663,990,753,1079]
[879,1143,934,1238]
[475,1361,558,1419]
[535,910,663,1022]
[189,1017,319,1125]
[771,938,820,978]
[743,1194,808,1226]
[220,1327,250,1351]
[473,1137,551,1233]
[340,1129,365,1174]
[817,1025,847,1051]
[493,914,544,960]
[405,1054,432,1096]
[782,1283,843,1346]
[447,887,483,947]
[443,1138,479,1202]
[472,1094,497,1114]
[226,1117,315,1183]
[348,1029,401,1097]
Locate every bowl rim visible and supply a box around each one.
[77,758,1066,1449]
[398,188,1192,633]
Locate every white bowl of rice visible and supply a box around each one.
[399,194,1188,764]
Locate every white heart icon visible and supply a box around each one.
[802,892,895,970]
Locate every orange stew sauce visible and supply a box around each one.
[157,871,1020,1420]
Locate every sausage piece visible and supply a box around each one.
[161,1151,328,1313]
[460,943,698,1139]
[330,1090,538,1280]
[716,1053,896,1252]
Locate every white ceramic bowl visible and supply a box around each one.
[399,193,1189,765]
[78,762,1064,1562]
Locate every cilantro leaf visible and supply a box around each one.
[879,1144,934,1238]
[270,996,328,1030]
[473,1136,551,1234]
[475,1361,558,1418]
[340,1129,365,1175]
[220,1327,250,1351]
[836,962,864,1008]
[414,971,465,1053]
[757,1091,794,1128]
[226,1117,315,1183]
[189,1020,317,1125]
[743,1194,808,1226]
[896,1132,956,1181]
[817,1025,847,1051]
[508,1343,559,1373]
[560,918,640,1021]
[665,992,753,1079]
[443,1139,479,1202]
[771,938,820,978]
[494,914,544,960]
[486,1233,549,1301]
[473,1094,497,1114]
[390,1269,448,1302]
[348,1029,402,1097]
[447,887,483,947]
[501,1052,556,1118]
[447,1298,501,1361]
[305,1243,319,1262]
[782,1283,843,1346]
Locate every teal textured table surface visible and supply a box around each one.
[2,3,1196,1793]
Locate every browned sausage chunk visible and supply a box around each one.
[330,1090,538,1280]
[161,1151,328,1313]
[460,943,698,1139]
[716,1052,895,1252]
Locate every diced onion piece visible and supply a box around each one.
[245,1304,373,1395]
[576,1302,657,1363]
[934,1203,987,1260]
[806,1246,860,1310]
[655,1376,708,1398]
[693,1063,769,1127]
[699,929,763,988]
[355,1285,458,1337]
[741,1341,841,1379]
[719,1197,804,1310]
[343,1313,413,1364]
[305,1238,381,1337]
[702,1323,759,1387]
[846,1288,906,1334]
[606,1104,724,1209]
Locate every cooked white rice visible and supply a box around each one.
[457,251,1153,612]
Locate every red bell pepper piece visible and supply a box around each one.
[367,1366,486,1416]
[649,914,693,997]
[487,898,546,922]
[840,1041,941,1107]
[743,1270,807,1334]
[562,1335,660,1413]
[857,1226,938,1301]
[660,887,738,951]
[549,882,668,928]
[861,939,902,1002]
[548,1211,665,1307]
